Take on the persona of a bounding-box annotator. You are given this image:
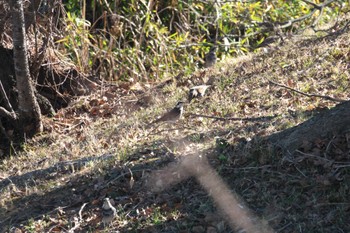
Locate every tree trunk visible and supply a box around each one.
[268,101,350,154]
[10,0,42,135]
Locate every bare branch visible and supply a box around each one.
[266,78,347,103]
[279,0,336,29]
[279,9,317,29]
[301,0,337,9]
[312,5,324,27]
[78,202,88,222]
[0,107,17,120]
[0,80,14,112]
[188,113,277,122]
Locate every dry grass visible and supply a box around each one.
[1,21,350,233]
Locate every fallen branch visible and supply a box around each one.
[103,168,152,189]
[78,202,88,222]
[188,113,277,122]
[67,217,80,233]
[266,78,347,103]
[67,202,88,233]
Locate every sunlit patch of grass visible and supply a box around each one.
[334,73,349,93]
[115,146,134,162]
[161,81,178,94]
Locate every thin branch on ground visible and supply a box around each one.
[295,150,334,163]
[103,168,152,189]
[188,113,277,122]
[79,202,88,222]
[295,150,350,169]
[68,217,80,233]
[266,78,347,103]
[67,202,88,233]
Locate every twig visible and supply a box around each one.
[0,107,17,120]
[277,222,293,232]
[0,80,14,112]
[324,136,336,158]
[68,201,88,233]
[266,78,347,103]
[103,168,152,189]
[333,164,350,169]
[295,150,334,163]
[102,0,113,15]
[312,3,324,27]
[79,202,88,222]
[128,167,135,189]
[293,165,307,178]
[68,217,80,233]
[301,0,336,10]
[188,113,277,122]
[280,0,336,28]
[314,202,350,208]
[279,9,318,29]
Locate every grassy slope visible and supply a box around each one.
[1,24,350,232]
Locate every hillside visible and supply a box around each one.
[1,22,350,232]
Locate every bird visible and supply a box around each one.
[102,197,117,226]
[151,101,185,124]
[204,46,217,68]
[188,85,211,102]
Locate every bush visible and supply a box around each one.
[55,0,348,81]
